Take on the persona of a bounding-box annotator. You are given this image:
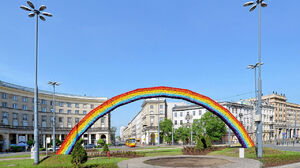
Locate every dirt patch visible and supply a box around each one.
[144,157,230,167]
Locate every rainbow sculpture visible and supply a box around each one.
[57,86,254,155]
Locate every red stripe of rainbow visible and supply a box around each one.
[57,86,254,155]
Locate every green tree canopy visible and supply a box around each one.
[159,119,173,144]
[174,126,191,144]
[199,111,226,141]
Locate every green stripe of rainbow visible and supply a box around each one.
[57,86,254,155]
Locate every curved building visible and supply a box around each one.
[0,80,110,151]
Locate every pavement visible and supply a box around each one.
[264,143,300,153]
[118,155,263,168]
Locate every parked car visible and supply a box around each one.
[85,144,96,149]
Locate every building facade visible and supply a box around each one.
[0,80,110,151]
[121,98,167,145]
[172,105,207,129]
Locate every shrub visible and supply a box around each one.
[196,138,204,150]
[71,139,87,167]
[39,147,46,151]
[97,139,105,146]
[27,139,34,147]
[11,146,22,152]
[107,143,112,146]
[102,144,110,153]
[205,136,212,148]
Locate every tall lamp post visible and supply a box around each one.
[185,113,193,145]
[157,98,160,147]
[20,1,52,164]
[243,0,268,158]
[48,81,60,152]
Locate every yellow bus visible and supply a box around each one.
[125,138,136,147]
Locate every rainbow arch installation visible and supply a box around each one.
[57,86,254,155]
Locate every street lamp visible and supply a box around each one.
[185,113,193,145]
[20,1,53,164]
[48,81,60,152]
[243,0,268,158]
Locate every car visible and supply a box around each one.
[84,144,96,149]
[48,146,60,151]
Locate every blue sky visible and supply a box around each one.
[1,0,299,135]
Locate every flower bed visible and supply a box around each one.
[182,146,226,155]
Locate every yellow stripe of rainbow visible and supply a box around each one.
[56,86,254,155]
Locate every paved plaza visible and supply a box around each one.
[118,155,262,168]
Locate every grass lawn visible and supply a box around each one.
[138,148,182,157]
[132,146,175,150]
[0,155,127,168]
[0,154,46,159]
[208,147,300,167]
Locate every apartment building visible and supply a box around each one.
[0,80,110,151]
[172,105,207,129]
[121,98,167,145]
[261,93,300,139]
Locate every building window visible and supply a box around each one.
[75,118,79,124]
[180,120,183,125]
[150,116,154,126]
[2,112,8,125]
[160,117,164,121]
[75,110,79,114]
[159,110,163,114]
[22,97,27,102]
[75,103,79,108]
[2,93,7,99]
[174,120,177,125]
[83,110,87,115]
[59,109,63,113]
[150,105,154,109]
[12,103,18,109]
[42,116,47,127]
[13,113,18,126]
[41,99,46,105]
[83,104,87,109]
[23,114,28,126]
[67,110,71,114]
[22,105,28,110]
[180,112,183,117]
[67,117,72,128]
[59,117,63,127]
[90,104,94,109]
[12,95,18,101]
[193,111,195,116]
[150,111,154,114]
[32,98,34,103]
[159,105,163,109]
[42,107,47,112]
[101,118,105,124]
[199,110,202,115]
[174,112,177,117]
[67,103,71,107]
[2,102,7,108]
[59,102,63,107]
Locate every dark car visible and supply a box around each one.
[85,144,96,149]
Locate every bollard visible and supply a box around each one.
[239,148,244,158]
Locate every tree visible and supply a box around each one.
[195,137,204,150]
[192,119,204,140]
[102,143,109,153]
[97,139,105,146]
[175,126,191,144]
[110,126,117,145]
[71,139,87,167]
[27,139,34,147]
[49,139,62,147]
[159,119,173,144]
[200,111,226,141]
